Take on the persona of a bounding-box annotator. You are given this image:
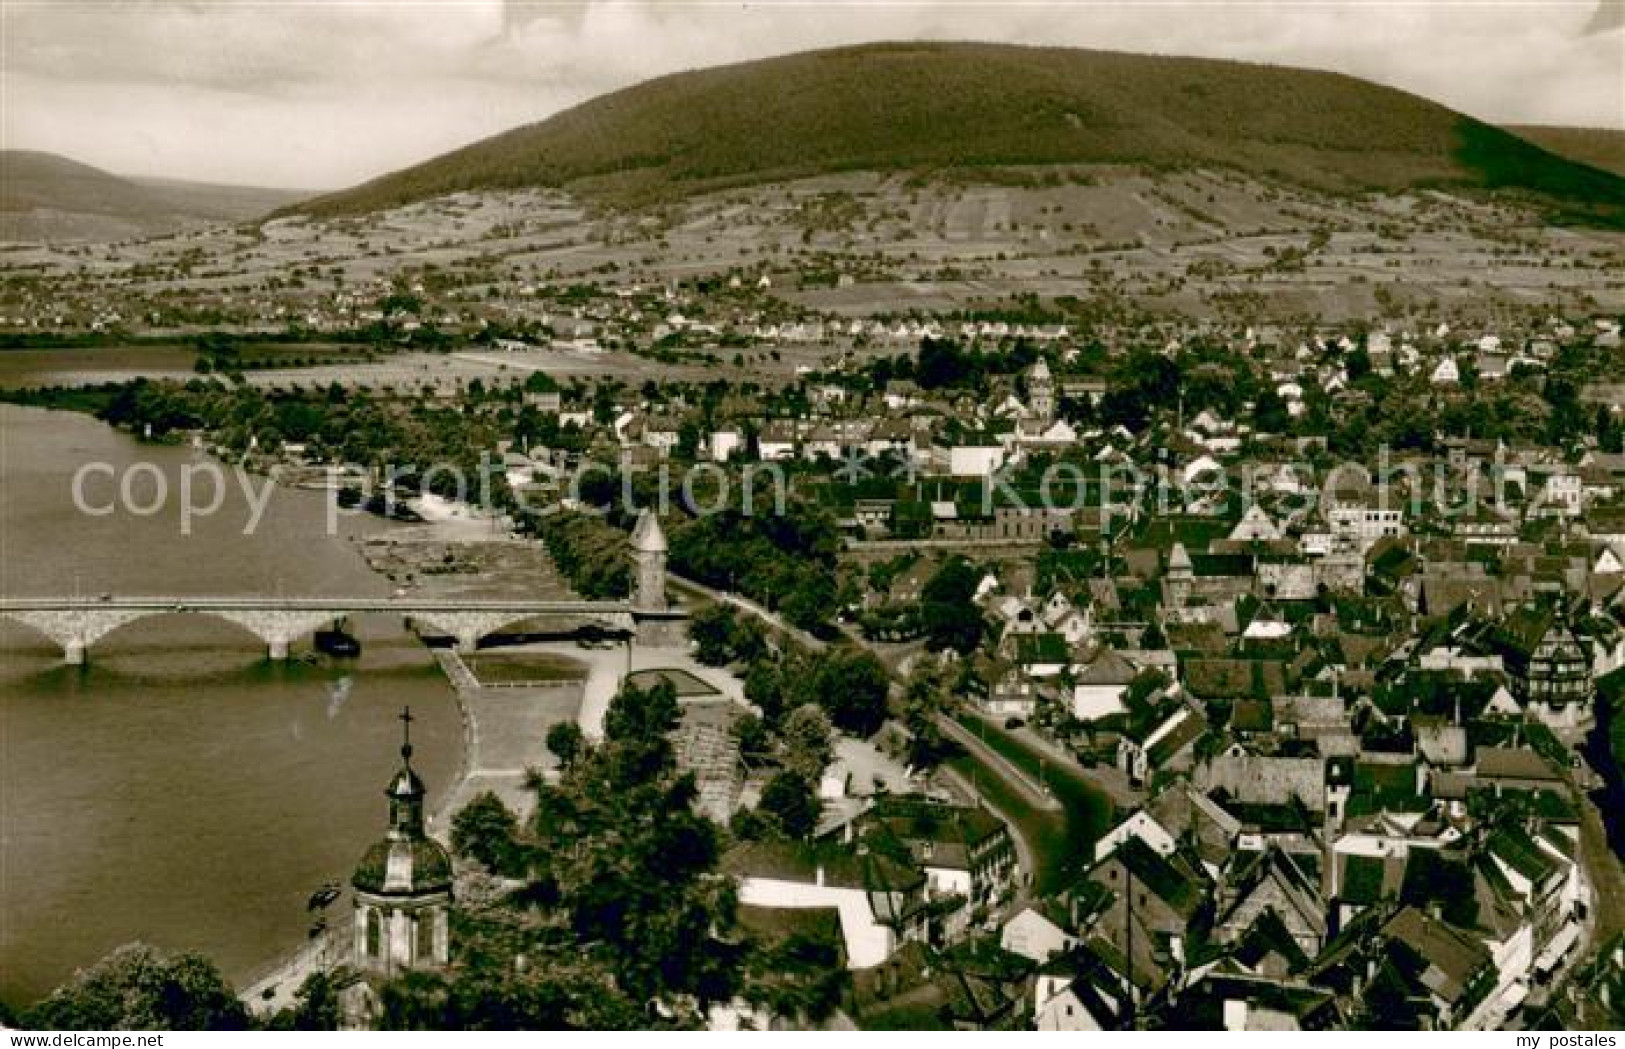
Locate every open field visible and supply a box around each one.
[360,537,572,601]
[6,166,1622,381]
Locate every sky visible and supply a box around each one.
[2,0,1621,191]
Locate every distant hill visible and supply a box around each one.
[289,42,1625,225]
[1,152,310,242]
[1502,125,1625,178]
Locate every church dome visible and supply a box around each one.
[352,836,453,897]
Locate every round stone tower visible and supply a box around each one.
[630,508,668,612]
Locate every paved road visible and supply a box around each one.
[670,571,1071,894]
[981,712,1145,811]
[937,713,1061,812]
[668,577,828,652]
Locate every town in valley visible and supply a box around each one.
[2,28,1624,1036]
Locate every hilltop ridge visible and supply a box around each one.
[1,151,309,242]
[288,42,1624,224]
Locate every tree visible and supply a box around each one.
[677,419,702,460]
[545,721,584,768]
[799,647,890,737]
[690,605,744,666]
[901,658,958,770]
[1126,668,1172,708]
[780,704,833,781]
[919,556,985,654]
[381,676,743,1028]
[527,679,740,1017]
[739,919,849,1024]
[733,712,772,765]
[25,944,249,1031]
[1599,404,1623,454]
[601,679,681,776]
[744,659,790,722]
[1253,386,1291,434]
[915,337,975,390]
[268,971,341,1031]
[780,572,836,633]
[758,772,821,840]
[451,790,522,876]
[377,970,452,1030]
[1400,847,1479,928]
[729,615,768,665]
[1346,345,1373,382]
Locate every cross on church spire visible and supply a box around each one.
[399,705,414,763]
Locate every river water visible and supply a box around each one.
[0,403,462,1009]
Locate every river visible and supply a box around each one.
[0,403,462,1009]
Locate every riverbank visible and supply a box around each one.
[241,628,746,1016]
[0,405,471,1011]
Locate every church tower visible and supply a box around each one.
[350,708,452,977]
[1164,541,1194,610]
[1029,357,1055,424]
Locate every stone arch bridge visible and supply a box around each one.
[0,596,685,665]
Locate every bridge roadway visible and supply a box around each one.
[0,595,658,664]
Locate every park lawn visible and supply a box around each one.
[464,652,588,685]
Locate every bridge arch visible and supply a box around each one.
[0,607,342,664]
[407,608,634,653]
[0,609,147,664]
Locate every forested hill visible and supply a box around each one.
[288,42,1624,225]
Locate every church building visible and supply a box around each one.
[350,707,453,977]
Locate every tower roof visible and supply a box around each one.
[630,508,668,553]
[1169,541,1193,573]
[388,705,425,803]
[1031,358,1051,380]
[388,765,427,800]
[352,837,452,897]
[352,706,452,898]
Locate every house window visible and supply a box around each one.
[365,909,381,957]
[416,915,435,961]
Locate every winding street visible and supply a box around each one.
[667,571,1116,898]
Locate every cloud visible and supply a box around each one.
[3,0,1620,189]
